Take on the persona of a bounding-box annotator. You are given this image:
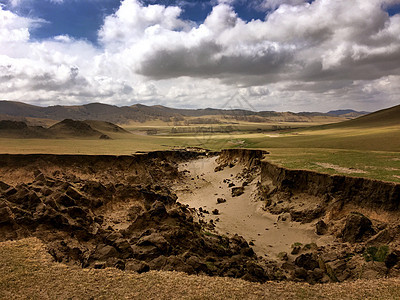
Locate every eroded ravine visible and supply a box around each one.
[1,149,400,285]
[176,156,333,259]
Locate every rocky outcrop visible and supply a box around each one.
[0,150,271,283]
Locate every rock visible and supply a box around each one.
[228,183,235,187]
[136,233,170,253]
[214,164,226,172]
[105,258,125,270]
[4,187,17,196]
[295,253,319,270]
[99,134,111,140]
[216,198,226,204]
[9,189,41,209]
[63,206,90,222]
[92,244,119,261]
[82,181,108,198]
[293,267,308,280]
[385,251,399,269]
[342,212,375,243]
[325,260,350,282]
[231,187,244,197]
[65,186,83,200]
[163,256,195,274]
[0,206,14,224]
[291,246,301,255]
[277,252,288,261]
[94,215,104,225]
[315,220,328,235]
[125,259,150,273]
[186,255,208,273]
[0,181,11,191]
[366,228,394,246]
[56,194,76,207]
[212,209,219,215]
[290,206,324,223]
[149,201,168,218]
[94,262,106,269]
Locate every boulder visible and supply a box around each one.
[216,198,226,204]
[125,259,150,273]
[136,233,170,253]
[149,201,168,218]
[0,181,11,191]
[231,187,244,197]
[342,212,375,243]
[295,253,319,270]
[92,244,119,261]
[316,220,328,235]
[0,206,14,225]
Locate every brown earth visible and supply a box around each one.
[1,149,400,291]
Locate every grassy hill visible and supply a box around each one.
[0,100,361,125]
[322,104,400,129]
[0,119,130,140]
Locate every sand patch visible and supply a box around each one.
[176,157,332,259]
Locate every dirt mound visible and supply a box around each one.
[49,119,103,138]
[0,119,127,139]
[0,120,49,138]
[83,120,130,134]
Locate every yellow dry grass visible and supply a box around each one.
[1,238,400,300]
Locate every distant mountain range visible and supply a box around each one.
[0,100,370,125]
[326,109,370,118]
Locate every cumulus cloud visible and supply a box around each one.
[1,0,400,111]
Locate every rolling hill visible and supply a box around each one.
[0,119,130,139]
[0,100,367,125]
[324,104,400,128]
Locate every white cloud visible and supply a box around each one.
[1,0,400,111]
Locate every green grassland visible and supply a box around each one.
[1,107,399,183]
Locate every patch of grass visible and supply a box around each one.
[363,246,389,262]
[264,148,400,183]
[291,242,303,248]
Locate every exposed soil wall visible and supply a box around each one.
[218,149,268,168]
[260,161,400,212]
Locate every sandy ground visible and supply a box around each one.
[176,156,333,259]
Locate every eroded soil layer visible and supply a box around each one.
[0,150,274,283]
[1,149,400,284]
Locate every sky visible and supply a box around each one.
[1,0,400,112]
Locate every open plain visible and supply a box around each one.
[1,103,400,299]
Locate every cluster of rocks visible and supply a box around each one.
[0,164,274,283]
[276,212,400,284]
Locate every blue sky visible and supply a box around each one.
[2,0,274,44]
[1,0,400,112]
